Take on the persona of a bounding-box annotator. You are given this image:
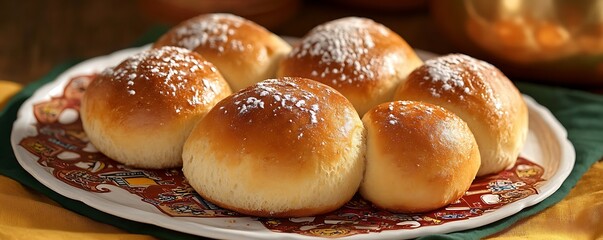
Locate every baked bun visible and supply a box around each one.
[394,54,528,176]
[154,13,292,91]
[361,101,480,213]
[182,77,365,217]
[277,17,423,116]
[81,46,232,169]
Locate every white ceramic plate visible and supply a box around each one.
[10,45,575,239]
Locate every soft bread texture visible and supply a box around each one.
[81,46,232,169]
[394,54,528,176]
[182,77,365,217]
[277,17,423,116]
[154,13,292,91]
[361,101,480,213]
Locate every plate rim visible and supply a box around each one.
[9,45,576,240]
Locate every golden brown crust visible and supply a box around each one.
[81,46,232,168]
[395,54,521,134]
[190,77,358,174]
[154,13,291,91]
[393,54,528,176]
[278,17,423,115]
[360,101,480,213]
[154,13,272,58]
[183,77,365,217]
[84,46,231,130]
[366,102,471,160]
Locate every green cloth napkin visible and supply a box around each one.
[2,28,603,239]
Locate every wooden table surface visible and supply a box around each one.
[0,0,453,85]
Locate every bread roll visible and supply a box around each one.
[182,77,365,217]
[277,17,423,116]
[394,54,528,176]
[361,101,480,213]
[154,13,292,91]
[81,46,232,169]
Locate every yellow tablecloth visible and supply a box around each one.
[1,81,601,240]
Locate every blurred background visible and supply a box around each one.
[1,0,602,88]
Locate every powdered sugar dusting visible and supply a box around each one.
[380,101,439,126]
[230,79,326,126]
[291,17,388,87]
[169,13,245,54]
[100,46,222,113]
[421,54,496,100]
